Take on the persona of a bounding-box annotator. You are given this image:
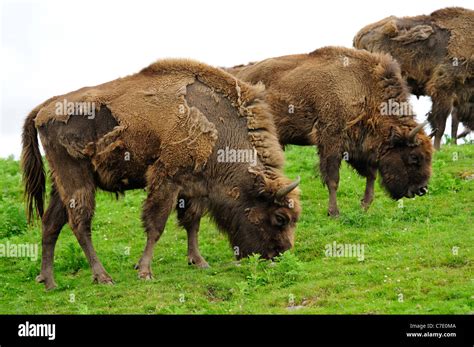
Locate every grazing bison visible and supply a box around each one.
[22,59,301,289]
[354,7,474,149]
[227,47,433,217]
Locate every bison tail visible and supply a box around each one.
[21,107,46,224]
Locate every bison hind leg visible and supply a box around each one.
[43,141,113,285]
[36,182,67,290]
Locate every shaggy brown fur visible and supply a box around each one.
[22,59,301,289]
[354,7,474,149]
[453,90,474,139]
[227,47,433,216]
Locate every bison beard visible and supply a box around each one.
[21,59,301,289]
[353,7,474,149]
[227,46,433,217]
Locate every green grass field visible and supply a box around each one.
[0,144,472,314]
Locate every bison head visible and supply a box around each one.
[212,172,301,260]
[378,121,433,200]
[354,17,399,51]
[354,16,435,53]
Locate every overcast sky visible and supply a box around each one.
[1,0,472,158]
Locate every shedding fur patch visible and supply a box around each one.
[431,7,474,60]
[32,59,287,191]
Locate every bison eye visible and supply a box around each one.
[274,214,289,228]
[408,154,420,165]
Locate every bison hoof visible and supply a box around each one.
[188,257,210,269]
[361,200,372,211]
[138,271,153,280]
[328,208,340,217]
[36,274,57,290]
[93,273,115,285]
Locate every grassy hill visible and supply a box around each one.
[0,144,472,314]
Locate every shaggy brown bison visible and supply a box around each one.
[22,59,301,289]
[354,7,474,149]
[227,47,433,217]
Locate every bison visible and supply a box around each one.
[22,59,301,290]
[227,47,433,217]
[354,7,474,149]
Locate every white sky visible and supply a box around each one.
[1,0,472,158]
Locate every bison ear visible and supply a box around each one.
[248,167,270,197]
[389,126,406,147]
[382,19,399,38]
[391,25,434,44]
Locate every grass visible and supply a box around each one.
[0,144,472,314]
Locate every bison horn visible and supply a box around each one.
[408,120,429,141]
[428,128,438,138]
[457,129,470,139]
[275,176,301,200]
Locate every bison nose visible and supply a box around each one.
[417,186,428,196]
[264,250,277,260]
[265,247,284,260]
[274,245,290,258]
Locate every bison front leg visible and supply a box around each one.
[36,183,67,290]
[136,176,179,280]
[177,197,209,268]
[320,151,342,217]
[186,219,209,268]
[361,167,376,211]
